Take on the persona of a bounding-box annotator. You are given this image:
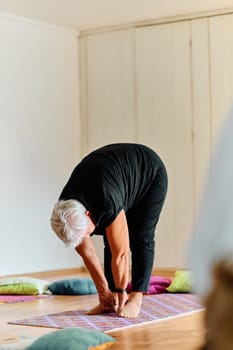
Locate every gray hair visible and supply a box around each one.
[50,199,89,248]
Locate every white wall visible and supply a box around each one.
[0,13,82,275]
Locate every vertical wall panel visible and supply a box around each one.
[135,22,194,268]
[83,29,136,154]
[81,29,136,263]
[209,14,233,144]
[191,18,211,215]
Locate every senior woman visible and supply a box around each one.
[51,143,168,318]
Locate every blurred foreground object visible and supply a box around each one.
[190,108,233,296]
[189,108,233,349]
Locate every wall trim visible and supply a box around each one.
[0,267,179,279]
[0,10,79,36]
[0,267,87,279]
[80,6,233,36]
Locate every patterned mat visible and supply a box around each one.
[0,295,52,304]
[9,293,203,333]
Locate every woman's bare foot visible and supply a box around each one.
[118,292,143,318]
[87,294,119,315]
[87,304,107,315]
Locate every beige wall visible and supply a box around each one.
[0,13,82,275]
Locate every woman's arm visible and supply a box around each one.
[106,209,130,307]
[75,236,108,293]
[76,237,116,312]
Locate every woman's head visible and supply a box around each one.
[50,199,91,248]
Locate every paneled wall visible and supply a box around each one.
[209,15,233,140]
[135,22,193,268]
[80,29,137,151]
[80,12,233,269]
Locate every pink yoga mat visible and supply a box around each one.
[9,293,204,332]
[0,295,52,304]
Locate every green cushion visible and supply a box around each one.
[166,270,193,293]
[25,327,116,350]
[0,277,49,295]
[48,278,97,295]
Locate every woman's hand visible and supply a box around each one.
[97,290,118,313]
[98,290,128,313]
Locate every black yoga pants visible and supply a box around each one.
[103,163,168,292]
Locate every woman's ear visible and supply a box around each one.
[85,211,95,227]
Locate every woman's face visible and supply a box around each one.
[83,212,96,237]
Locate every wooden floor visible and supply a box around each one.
[0,269,205,349]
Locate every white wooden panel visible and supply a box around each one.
[84,29,136,153]
[79,35,89,157]
[135,22,194,268]
[81,29,136,263]
[191,18,211,215]
[209,14,233,146]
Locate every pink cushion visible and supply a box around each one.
[127,276,172,294]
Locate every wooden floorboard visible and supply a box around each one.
[0,269,205,349]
